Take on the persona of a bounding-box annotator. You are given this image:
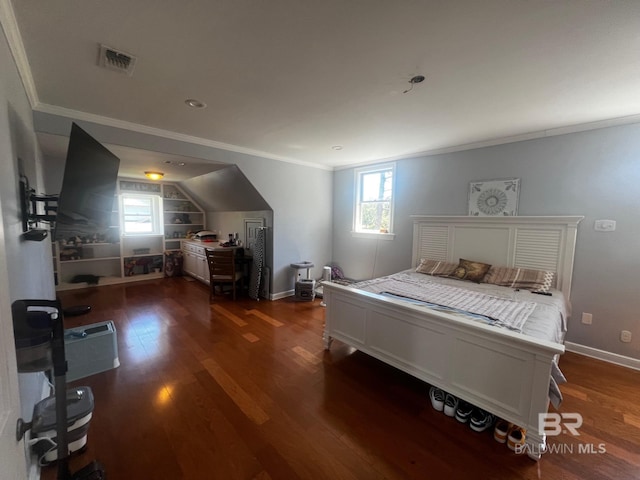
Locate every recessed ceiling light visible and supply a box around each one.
[144,171,164,180]
[331,145,343,151]
[185,99,206,109]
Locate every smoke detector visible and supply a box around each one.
[98,44,137,75]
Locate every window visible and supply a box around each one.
[354,163,395,236]
[120,194,163,236]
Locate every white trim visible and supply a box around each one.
[564,342,640,371]
[0,0,39,106]
[271,289,294,301]
[353,162,396,235]
[33,103,333,171]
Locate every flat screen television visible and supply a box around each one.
[54,123,120,242]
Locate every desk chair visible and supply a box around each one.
[206,248,244,301]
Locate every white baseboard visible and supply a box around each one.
[271,289,294,301]
[564,342,640,371]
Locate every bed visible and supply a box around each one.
[323,215,583,460]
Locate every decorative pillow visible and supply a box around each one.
[415,259,458,277]
[449,258,492,283]
[483,266,555,292]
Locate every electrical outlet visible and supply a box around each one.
[581,313,592,325]
[620,330,632,343]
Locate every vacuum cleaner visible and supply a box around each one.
[13,299,106,480]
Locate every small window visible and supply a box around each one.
[120,194,163,236]
[354,163,395,235]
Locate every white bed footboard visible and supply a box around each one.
[323,282,564,460]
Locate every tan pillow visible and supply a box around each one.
[415,259,458,277]
[450,258,492,283]
[483,266,555,292]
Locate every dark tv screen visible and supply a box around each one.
[54,123,120,242]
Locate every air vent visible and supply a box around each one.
[98,44,137,75]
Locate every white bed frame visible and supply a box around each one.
[324,216,583,460]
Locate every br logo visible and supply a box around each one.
[539,413,583,436]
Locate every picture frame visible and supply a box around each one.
[468,178,520,216]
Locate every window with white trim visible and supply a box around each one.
[120,194,163,236]
[354,163,395,235]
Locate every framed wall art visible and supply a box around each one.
[468,178,520,216]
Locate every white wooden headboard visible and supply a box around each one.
[411,216,583,298]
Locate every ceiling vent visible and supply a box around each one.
[98,44,137,75]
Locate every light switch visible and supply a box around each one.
[594,219,616,232]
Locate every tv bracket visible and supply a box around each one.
[19,175,58,241]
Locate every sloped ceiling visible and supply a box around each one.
[180,165,271,213]
[37,132,227,182]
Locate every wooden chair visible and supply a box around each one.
[205,248,244,301]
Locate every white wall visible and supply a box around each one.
[0,22,55,478]
[332,124,640,359]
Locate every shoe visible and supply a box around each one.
[455,401,473,423]
[429,387,445,411]
[494,419,512,443]
[443,393,459,417]
[469,408,496,432]
[507,425,526,451]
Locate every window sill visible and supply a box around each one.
[351,231,396,240]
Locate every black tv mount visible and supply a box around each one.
[19,174,58,241]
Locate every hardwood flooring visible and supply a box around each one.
[40,277,640,479]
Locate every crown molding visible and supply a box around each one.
[33,103,334,171]
[335,113,640,170]
[0,0,39,107]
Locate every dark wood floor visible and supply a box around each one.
[41,277,640,479]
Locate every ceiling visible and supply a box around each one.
[6,0,640,170]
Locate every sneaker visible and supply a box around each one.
[429,386,445,411]
[493,419,512,443]
[507,425,526,451]
[469,408,496,432]
[443,393,459,417]
[455,401,474,423]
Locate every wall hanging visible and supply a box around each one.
[468,178,520,216]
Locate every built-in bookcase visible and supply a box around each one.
[54,180,205,290]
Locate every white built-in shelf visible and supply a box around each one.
[55,181,205,291]
[60,256,121,264]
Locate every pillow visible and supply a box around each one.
[449,258,492,283]
[415,259,458,277]
[483,266,555,292]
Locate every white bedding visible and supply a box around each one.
[352,270,568,343]
[350,270,569,406]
